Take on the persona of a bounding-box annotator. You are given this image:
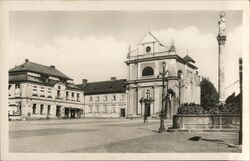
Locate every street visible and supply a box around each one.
[9,118,241,153]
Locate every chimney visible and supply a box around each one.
[82,79,88,87]
[50,65,55,68]
[25,59,29,63]
[110,77,116,81]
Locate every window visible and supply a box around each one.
[77,93,80,102]
[89,107,92,113]
[71,92,75,100]
[47,105,51,115]
[66,91,69,100]
[112,95,116,101]
[32,104,36,114]
[40,87,45,97]
[40,104,44,114]
[96,96,99,102]
[47,88,52,98]
[142,66,154,76]
[178,70,183,79]
[15,84,20,89]
[104,96,108,101]
[33,86,38,96]
[56,90,60,99]
[8,84,12,90]
[15,84,21,96]
[89,96,92,102]
[146,46,151,53]
[96,107,99,113]
[112,107,116,113]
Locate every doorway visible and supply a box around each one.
[120,108,125,117]
[56,106,61,118]
[145,103,151,117]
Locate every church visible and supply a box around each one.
[125,32,200,119]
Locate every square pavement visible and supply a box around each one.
[9,118,241,153]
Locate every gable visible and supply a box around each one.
[140,32,159,44]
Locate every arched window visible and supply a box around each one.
[142,66,154,76]
[178,70,183,79]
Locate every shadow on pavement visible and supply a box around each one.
[188,136,227,145]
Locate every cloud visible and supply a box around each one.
[9,36,128,83]
[9,25,242,98]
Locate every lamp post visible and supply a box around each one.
[158,62,168,133]
[139,97,144,117]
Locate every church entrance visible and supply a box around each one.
[145,103,151,117]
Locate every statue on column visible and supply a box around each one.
[218,12,226,36]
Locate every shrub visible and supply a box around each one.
[200,78,219,110]
[177,103,203,114]
[177,103,240,115]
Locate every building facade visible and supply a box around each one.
[125,32,200,119]
[78,78,127,118]
[8,59,84,120]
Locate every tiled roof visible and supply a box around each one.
[183,55,196,63]
[9,60,72,80]
[9,74,80,90]
[79,79,127,95]
[66,83,80,90]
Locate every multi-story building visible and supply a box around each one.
[78,77,127,118]
[125,32,200,119]
[8,59,84,120]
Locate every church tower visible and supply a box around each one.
[217,12,227,102]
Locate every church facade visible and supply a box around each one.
[125,32,200,119]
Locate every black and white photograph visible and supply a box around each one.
[0,0,249,160]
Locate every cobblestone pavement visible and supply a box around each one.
[9,118,241,153]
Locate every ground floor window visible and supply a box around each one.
[32,104,36,114]
[40,104,44,114]
[47,105,51,115]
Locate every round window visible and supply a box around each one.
[146,46,151,53]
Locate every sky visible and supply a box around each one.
[9,11,242,97]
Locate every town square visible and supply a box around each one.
[9,118,240,153]
[1,1,249,160]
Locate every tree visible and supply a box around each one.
[200,77,219,110]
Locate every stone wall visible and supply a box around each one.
[170,114,240,130]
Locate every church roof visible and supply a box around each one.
[9,59,72,80]
[140,32,159,44]
[183,54,196,63]
[80,79,127,95]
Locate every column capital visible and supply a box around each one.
[217,35,227,45]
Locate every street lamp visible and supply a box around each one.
[158,62,169,133]
[139,97,144,117]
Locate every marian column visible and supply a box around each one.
[217,12,227,102]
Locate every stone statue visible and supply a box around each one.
[218,12,226,35]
